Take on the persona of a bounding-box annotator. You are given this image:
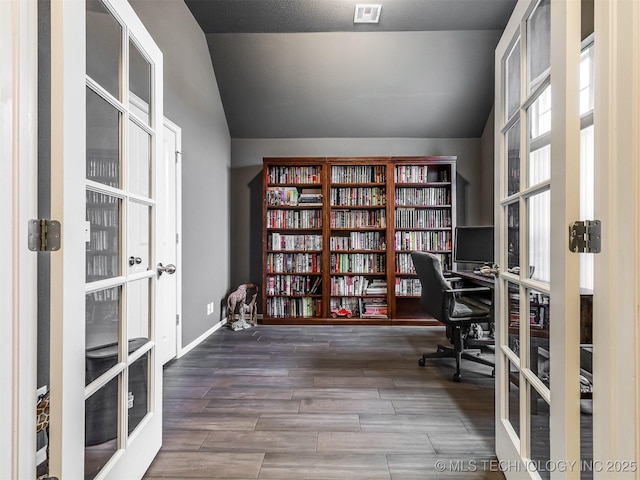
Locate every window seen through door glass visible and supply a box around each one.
[528,191,550,283]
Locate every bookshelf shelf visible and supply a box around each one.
[262,156,456,325]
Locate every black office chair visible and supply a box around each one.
[411,250,495,382]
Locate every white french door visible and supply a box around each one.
[49,0,164,479]
[494,0,583,478]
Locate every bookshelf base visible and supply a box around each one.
[261,316,441,326]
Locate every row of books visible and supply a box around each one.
[87,155,119,181]
[395,208,451,229]
[266,187,324,207]
[359,298,388,318]
[330,187,386,207]
[268,233,322,251]
[266,210,322,229]
[330,253,386,274]
[394,187,451,206]
[394,230,452,252]
[266,275,322,296]
[394,165,450,183]
[266,253,321,273]
[86,255,118,279]
[266,297,320,318]
[329,278,387,297]
[394,252,450,274]
[88,229,118,253]
[330,231,384,251]
[330,210,386,229]
[395,278,422,296]
[267,166,321,184]
[331,165,386,184]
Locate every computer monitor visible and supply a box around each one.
[454,226,495,265]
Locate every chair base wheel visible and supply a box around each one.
[453,373,462,382]
[418,358,426,367]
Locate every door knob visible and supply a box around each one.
[157,262,176,276]
[129,256,142,266]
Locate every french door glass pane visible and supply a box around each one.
[528,288,550,386]
[528,191,550,283]
[508,358,520,438]
[527,0,550,90]
[86,0,121,99]
[86,192,120,282]
[580,125,595,290]
[529,145,550,186]
[128,201,151,272]
[84,375,119,479]
[127,279,150,344]
[85,287,121,383]
[506,39,521,121]
[507,203,519,270]
[579,47,594,115]
[128,120,151,197]
[506,120,521,195]
[530,389,551,480]
[87,88,121,188]
[529,85,551,139]
[127,351,149,436]
[129,38,151,126]
[507,281,520,355]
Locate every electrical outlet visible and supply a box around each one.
[207,302,214,316]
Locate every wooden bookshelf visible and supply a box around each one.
[262,156,456,325]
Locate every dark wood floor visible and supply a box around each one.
[144,325,505,479]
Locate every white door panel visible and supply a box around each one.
[157,120,181,365]
[49,0,164,478]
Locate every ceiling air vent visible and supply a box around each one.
[354,4,382,24]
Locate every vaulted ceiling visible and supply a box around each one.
[185,0,517,139]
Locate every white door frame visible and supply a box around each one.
[0,1,39,478]
[592,0,640,474]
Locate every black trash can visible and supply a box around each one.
[85,338,148,446]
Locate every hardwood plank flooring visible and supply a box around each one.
[144,325,504,479]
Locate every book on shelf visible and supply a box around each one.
[298,188,323,206]
[365,279,387,295]
[359,298,388,318]
[310,277,322,294]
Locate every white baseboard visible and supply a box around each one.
[177,318,228,358]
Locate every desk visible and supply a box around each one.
[449,270,593,404]
[446,269,495,288]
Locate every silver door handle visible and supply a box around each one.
[157,263,176,276]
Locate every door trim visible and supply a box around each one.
[0,1,39,478]
[592,0,640,471]
[163,117,183,359]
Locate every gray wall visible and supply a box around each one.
[131,0,231,347]
[479,107,495,225]
[230,137,492,285]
